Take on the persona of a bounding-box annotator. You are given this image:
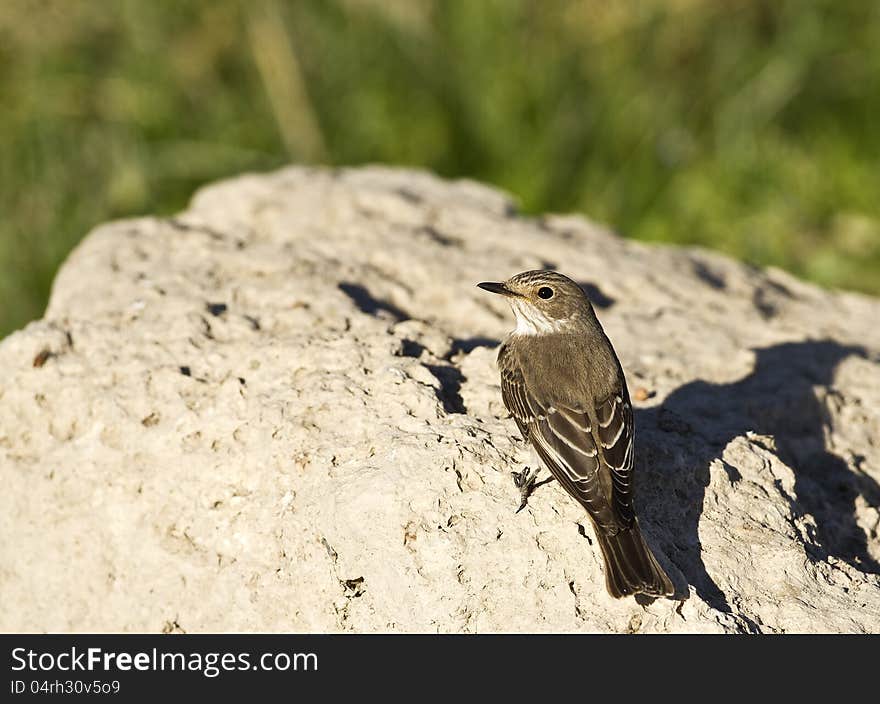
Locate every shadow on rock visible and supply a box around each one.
[635,340,880,612]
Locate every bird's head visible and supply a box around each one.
[477,270,593,335]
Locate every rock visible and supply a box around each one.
[1,165,879,633]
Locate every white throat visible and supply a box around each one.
[510,300,567,336]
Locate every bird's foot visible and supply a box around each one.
[511,466,538,513]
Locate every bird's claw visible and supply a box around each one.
[511,466,538,513]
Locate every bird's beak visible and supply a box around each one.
[477,281,515,296]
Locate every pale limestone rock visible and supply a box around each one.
[1,166,879,633]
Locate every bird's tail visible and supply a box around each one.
[594,521,674,599]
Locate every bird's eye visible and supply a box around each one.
[537,287,554,299]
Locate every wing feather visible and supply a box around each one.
[595,392,635,524]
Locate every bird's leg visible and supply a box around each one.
[511,466,538,513]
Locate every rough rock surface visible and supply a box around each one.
[2,166,879,634]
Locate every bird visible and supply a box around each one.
[478,270,674,599]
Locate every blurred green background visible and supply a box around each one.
[2,0,879,337]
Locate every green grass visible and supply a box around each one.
[2,0,879,337]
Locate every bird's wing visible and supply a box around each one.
[594,390,635,526]
[499,350,628,532]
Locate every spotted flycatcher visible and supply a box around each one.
[478,270,674,598]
